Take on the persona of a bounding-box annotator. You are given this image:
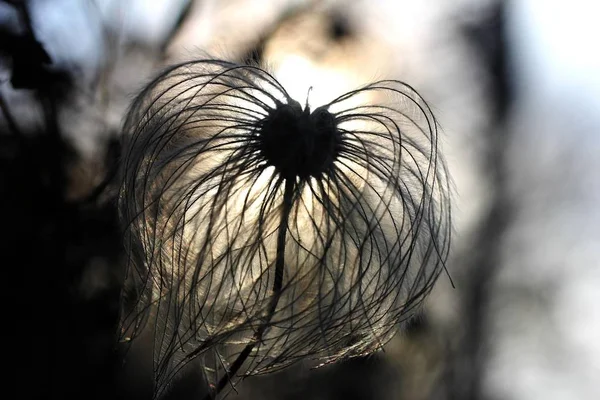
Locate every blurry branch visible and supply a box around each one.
[159,0,195,55]
[0,0,73,138]
[239,0,322,65]
[447,2,513,400]
[461,0,512,123]
[1,0,51,89]
[454,185,513,400]
[88,0,122,110]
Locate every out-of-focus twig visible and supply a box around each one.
[446,2,513,400]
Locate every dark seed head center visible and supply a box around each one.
[258,100,341,179]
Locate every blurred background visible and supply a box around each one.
[2,0,599,399]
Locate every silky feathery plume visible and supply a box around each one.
[118,59,451,399]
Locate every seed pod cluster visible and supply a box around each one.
[118,59,451,398]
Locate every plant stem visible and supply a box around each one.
[203,178,295,400]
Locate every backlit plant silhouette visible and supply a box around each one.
[118,59,451,399]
